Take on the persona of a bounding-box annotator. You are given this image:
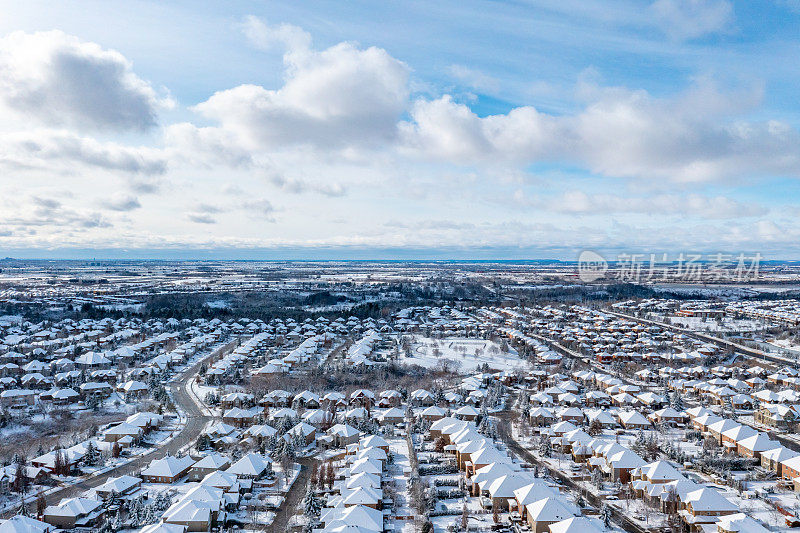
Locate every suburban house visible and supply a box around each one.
[140,456,196,484]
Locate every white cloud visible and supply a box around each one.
[184,198,277,224]
[243,198,277,221]
[240,16,312,54]
[268,173,346,197]
[1,195,111,230]
[0,129,166,175]
[185,203,225,224]
[1,19,798,256]
[101,193,141,212]
[447,65,499,92]
[195,28,409,150]
[650,0,734,41]
[187,213,217,224]
[400,84,800,182]
[164,122,253,168]
[194,202,225,214]
[0,30,171,131]
[400,95,562,162]
[513,190,767,219]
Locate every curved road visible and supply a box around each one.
[4,339,235,517]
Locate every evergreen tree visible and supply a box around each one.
[127,495,144,527]
[592,468,603,490]
[53,449,66,477]
[84,440,98,467]
[631,430,646,455]
[196,433,212,450]
[317,462,327,490]
[13,460,28,493]
[433,388,445,406]
[18,495,28,517]
[669,391,683,411]
[303,483,322,518]
[600,503,612,529]
[273,437,288,461]
[326,462,335,489]
[293,431,305,451]
[538,434,551,457]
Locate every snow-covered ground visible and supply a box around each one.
[654,314,765,332]
[401,336,527,373]
[387,436,414,533]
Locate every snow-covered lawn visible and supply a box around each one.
[401,336,527,373]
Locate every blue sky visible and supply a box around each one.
[0,0,799,260]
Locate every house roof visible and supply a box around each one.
[356,448,387,462]
[320,504,383,532]
[487,473,535,499]
[722,424,757,442]
[342,486,381,505]
[525,497,580,522]
[199,470,239,491]
[715,513,770,533]
[245,424,277,438]
[345,472,381,489]
[126,411,163,427]
[548,517,605,533]
[618,410,649,426]
[473,463,518,488]
[456,437,490,454]
[192,453,231,470]
[43,497,102,518]
[349,458,382,475]
[707,419,739,434]
[0,516,53,533]
[638,461,683,482]
[737,433,779,453]
[684,488,738,512]
[96,475,141,494]
[162,499,213,524]
[329,423,360,438]
[378,407,405,419]
[762,446,797,463]
[607,450,645,469]
[104,422,143,437]
[227,453,272,477]
[139,523,187,533]
[141,455,195,478]
[470,446,509,465]
[513,480,559,506]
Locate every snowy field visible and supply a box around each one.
[651,314,765,332]
[401,335,527,373]
[769,338,800,353]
